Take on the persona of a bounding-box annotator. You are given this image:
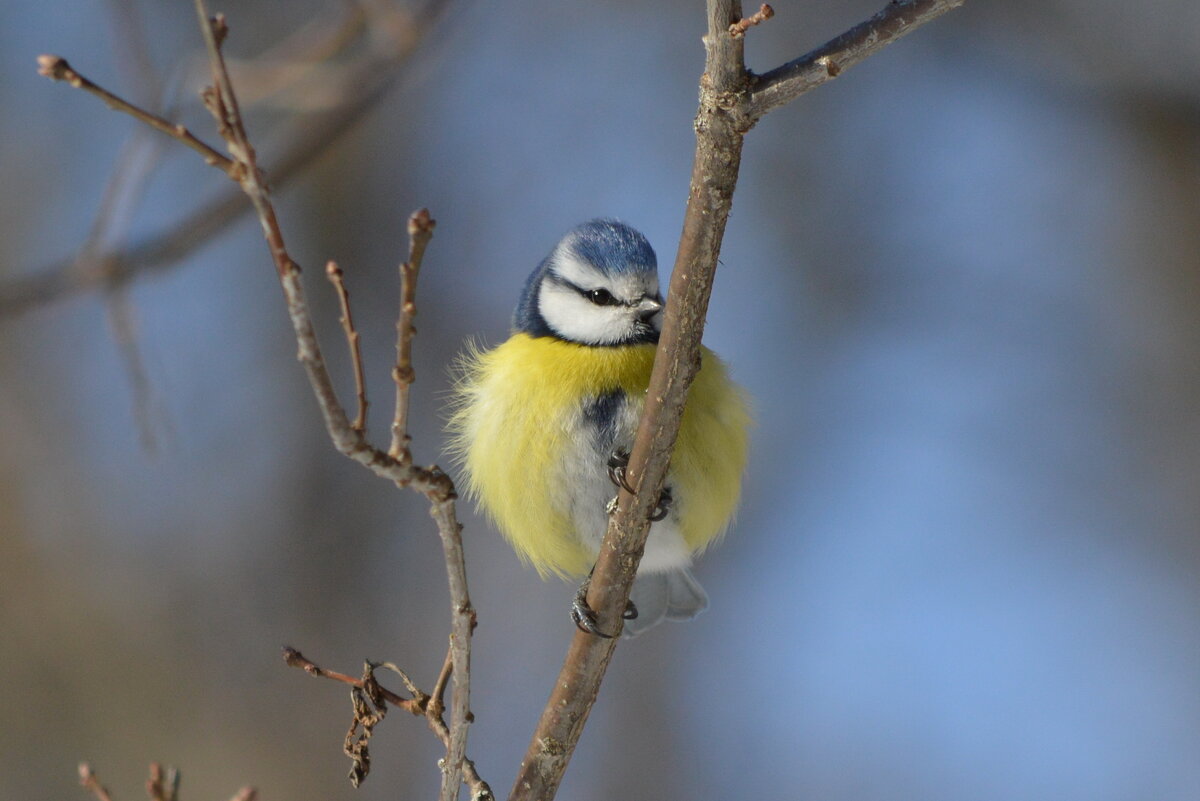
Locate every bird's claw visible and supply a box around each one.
[606,448,636,494]
[623,600,639,620]
[571,577,638,636]
[571,598,612,637]
[649,486,673,522]
[608,449,672,522]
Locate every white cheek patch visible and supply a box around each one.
[539,281,634,345]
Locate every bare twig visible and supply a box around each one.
[390,209,436,459]
[729,3,773,38]
[510,0,966,798]
[38,55,236,176]
[429,641,455,721]
[325,261,368,432]
[283,649,493,800]
[79,764,115,801]
[747,0,967,119]
[283,647,426,713]
[428,499,476,801]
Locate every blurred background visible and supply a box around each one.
[3,0,1199,799]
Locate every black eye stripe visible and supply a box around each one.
[544,273,651,308]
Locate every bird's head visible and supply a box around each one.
[514,219,664,346]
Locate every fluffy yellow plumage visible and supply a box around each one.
[448,332,750,579]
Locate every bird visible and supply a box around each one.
[448,219,750,637]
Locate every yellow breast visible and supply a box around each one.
[448,333,749,578]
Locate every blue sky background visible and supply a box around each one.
[3,1,1200,799]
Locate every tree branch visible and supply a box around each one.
[510,0,967,798]
[509,2,751,798]
[747,0,967,120]
[38,4,482,796]
[37,55,235,176]
[729,3,774,39]
[283,648,492,799]
[190,5,479,797]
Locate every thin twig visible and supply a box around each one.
[79,764,115,801]
[747,0,967,119]
[729,3,773,38]
[325,261,368,432]
[429,641,455,720]
[390,209,436,458]
[372,205,474,801]
[37,55,236,176]
[283,647,427,713]
[283,648,493,799]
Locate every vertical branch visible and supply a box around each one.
[187,3,478,796]
[390,209,436,459]
[509,2,966,792]
[325,261,368,432]
[508,3,750,800]
[430,498,475,801]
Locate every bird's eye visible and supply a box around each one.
[586,288,618,306]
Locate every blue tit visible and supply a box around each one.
[448,219,750,637]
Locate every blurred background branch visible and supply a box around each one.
[0,0,451,318]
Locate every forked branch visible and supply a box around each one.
[748,0,967,119]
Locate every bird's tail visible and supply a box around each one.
[624,568,709,638]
